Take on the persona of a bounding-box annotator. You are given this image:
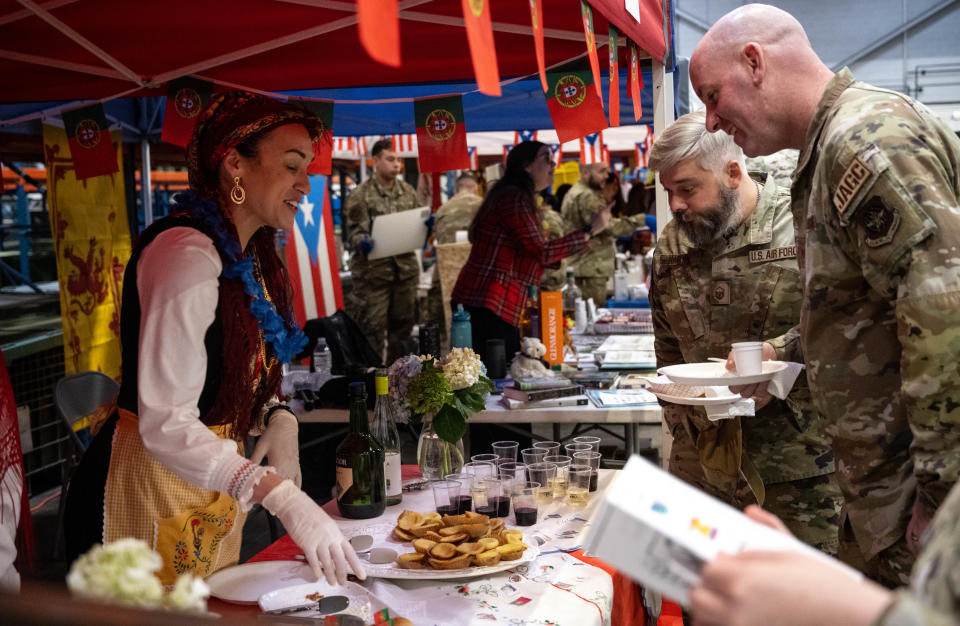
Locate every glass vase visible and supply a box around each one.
[416,411,465,480]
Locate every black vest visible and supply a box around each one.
[116,217,225,423]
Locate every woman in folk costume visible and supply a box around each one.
[65,91,364,586]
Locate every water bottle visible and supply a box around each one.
[312,337,332,390]
[450,304,473,349]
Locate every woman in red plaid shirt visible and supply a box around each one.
[452,141,611,367]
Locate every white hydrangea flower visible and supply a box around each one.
[441,347,483,390]
[164,574,211,613]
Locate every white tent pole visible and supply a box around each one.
[16,0,142,84]
[651,59,674,239]
[0,48,126,79]
[141,139,153,228]
[0,0,77,28]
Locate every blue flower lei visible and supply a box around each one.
[171,190,307,364]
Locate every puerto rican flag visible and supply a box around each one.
[468,146,479,170]
[284,174,344,325]
[514,129,538,145]
[579,131,606,165]
[549,143,563,166]
[391,134,416,155]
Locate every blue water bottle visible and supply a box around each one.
[450,304,473,349]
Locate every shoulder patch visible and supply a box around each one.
[856,196,900,247]
[833,157,872,213]
[657,253,689,266]
[748,246,797,264]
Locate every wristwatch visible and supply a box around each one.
[582,223,593,237]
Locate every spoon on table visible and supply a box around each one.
[295,534,398,565]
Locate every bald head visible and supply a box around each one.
[690,4,833,156]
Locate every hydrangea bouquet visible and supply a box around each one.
[67,538,209,614]
[388,348,494,445]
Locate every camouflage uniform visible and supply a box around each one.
[345,176,420,362]
[745,149,799,189]
[561,181,642,305]
[424,191,483,345]
[540,206,571,293]
[876,480,960,624]
[778,68,960,586]
[651,172,842,553]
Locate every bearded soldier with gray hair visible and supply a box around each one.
[649,112,842,553]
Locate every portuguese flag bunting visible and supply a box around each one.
[414,95,470,173]
[608,24,620,127]
[580,0,602,99]
[161,77,213,147]
[628,38,645,122]
[529,0,547,92]
[61,104,119,181]
[297,99,335,176]
[358,0,400,67]
[461,0,501,96]
[544,59,608,144]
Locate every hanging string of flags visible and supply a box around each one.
[55,0,653,181]
[579,131,608,166]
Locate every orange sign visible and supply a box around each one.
[540,291,563,367]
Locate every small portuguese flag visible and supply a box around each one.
[61,104,119,181]
[161,77,213,147]
[414,95,470,173]
[297,99,335,176]
[544,59,609,144]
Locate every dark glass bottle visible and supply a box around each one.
[335,382,386,519]
[520,285,541,339]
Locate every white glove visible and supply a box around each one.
[262,480,366,585]
[251,411,302,487]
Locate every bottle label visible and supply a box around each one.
[335,464,353,498]
[375,376,388,396]
[384,451,402,497]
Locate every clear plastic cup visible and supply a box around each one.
[573,450,602,492]
[526,462,558,504]
[511,481,541,526]
[498,461,528,493]
[543,455,571,499]
[532,440,561,456]
[572,435,601,452]
[476,477,509,518]
[492,440,519,461]
[564,442,592,457]
[567,464,592,508]
[432,480,461,516]
[471,453,499,464]
[521,447,548,465]
[444,473,475,513]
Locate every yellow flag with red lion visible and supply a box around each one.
[42,123,130,379]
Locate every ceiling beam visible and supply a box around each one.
[0,0,76,28]
[831,0,959,71]
[0,48,127,79]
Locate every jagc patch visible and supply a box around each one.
[833,157,872,213]
[856,196,900,247]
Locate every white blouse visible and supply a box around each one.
[135,227,252,493]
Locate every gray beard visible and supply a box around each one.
[676,185,742,245]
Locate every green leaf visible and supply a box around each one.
[433,403,467,444]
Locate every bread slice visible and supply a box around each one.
[396,552,427,569]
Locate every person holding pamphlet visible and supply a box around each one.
[648,112,842,554]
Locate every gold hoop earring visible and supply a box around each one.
[230,176,246,205]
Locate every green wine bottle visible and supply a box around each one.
[335,382,386,519]
[371,369,403,506]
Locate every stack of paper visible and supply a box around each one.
[593,335,656,369]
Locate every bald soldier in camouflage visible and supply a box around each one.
[346,138,420,362]
[692,4,960,586]
[745,149,798,189]
[424,173,483,345]
[649,112,841,553]
[562,163,643,305]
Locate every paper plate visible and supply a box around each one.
[206,560,316,604]
[258,580,373,621]
[658,361,788,386]
[651,388,741,406]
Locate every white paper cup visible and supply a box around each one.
[731,341,763,375]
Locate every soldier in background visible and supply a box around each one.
[539,192,570,293]
[691,3,960,586]
[424,173,483,346]
[745,148,799,189]
[345,138,421,362]
[562,163,644,305]
[649,112,841,553]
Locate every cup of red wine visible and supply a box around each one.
[511,481,541,526]
[432,480,461,516]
